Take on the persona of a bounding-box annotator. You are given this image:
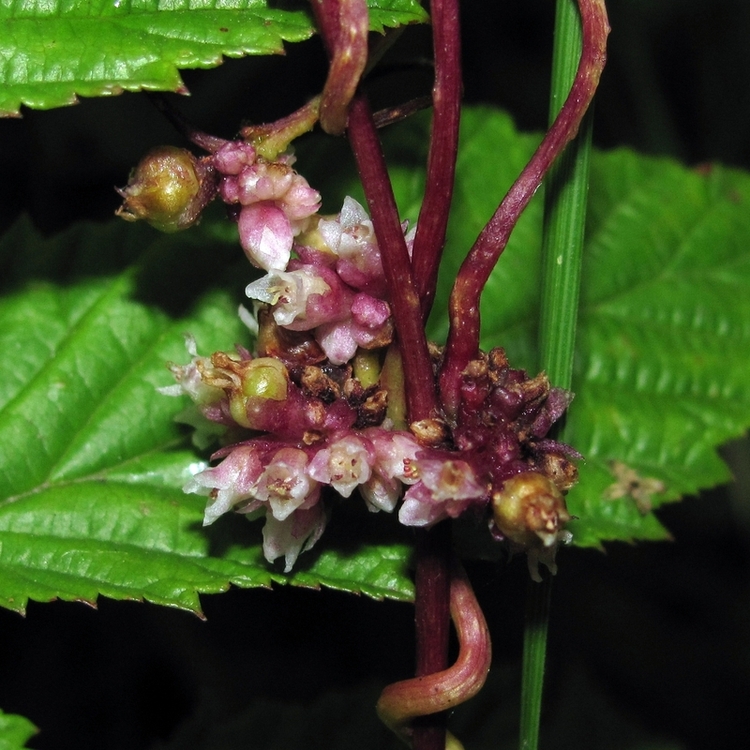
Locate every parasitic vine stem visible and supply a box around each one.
[412,522,452,750]
[311,0,370,135]
[377,562,492,748]
[240,96,322,160]
[347,94,440,423]
[312,0,440,424]
[439,0,610,418]
[411,0,463,319]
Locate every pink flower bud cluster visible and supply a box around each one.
[165,332,485,569]
[212,138,396,366]
[213,141,322,271]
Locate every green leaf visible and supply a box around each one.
[567,150,750,546]
[0,710,36,750]
[365,0,429,33]
[0,218,413,615]
[410,107,750,548]
[0,0,428,116]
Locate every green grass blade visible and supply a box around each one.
[519,575,553,750]
[539,0,593,392]
[521,1,595,748]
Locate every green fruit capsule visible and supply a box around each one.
[241,358,289,401]
[229,358,290,429]
[116,146,208,232]
[492,471,571,548]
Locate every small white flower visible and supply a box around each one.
[262,504,327,572]
[245,268,330,327]
[308,435,373,498]
[254,448,319,521]
[183,446,264,526]
[162,335,224,407]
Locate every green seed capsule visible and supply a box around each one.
[492,471,571,548]
[242,358,289,401]
[116,146,206,232]
[228,358,290,429]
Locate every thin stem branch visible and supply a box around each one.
[240,96,321,160]
[538,4,596,391]
[439,0,609,419]
[347,94,439,423]
[411,0,463,319]
[311,0,369,135]
[372,95,434,129]
[147,93,228,152]
[519,575,553,750]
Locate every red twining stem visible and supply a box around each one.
[411,0,463,320]
[412,522,452,750]
[439,0,610,418]
[347,94,440,423]
[377,561,492,746]
[311,0,369,135]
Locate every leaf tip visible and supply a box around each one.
[0,600,28,617]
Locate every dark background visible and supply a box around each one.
[1,1,749,748]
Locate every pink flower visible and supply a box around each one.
[398,459,486,527]
[245,267,331,326]
[184,446,264,526]
[213,141,257,175]
[281,175,323,221]
[360,429,421,512]
[245,263,352,330]
[216,146,321,271]
[238,202,295,271]
[314,320,359,365]
[313,292,392,365]
[237,161,295,204]
[317,197,386,295]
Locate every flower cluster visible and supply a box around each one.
[244,196,397,365]
[145,138,577,577]
[182,426,422,571]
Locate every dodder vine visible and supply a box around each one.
[117,1,609,747]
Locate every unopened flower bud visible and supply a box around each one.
[229,357,289,428]
[242,357,289,401]
[116,146,215,232]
